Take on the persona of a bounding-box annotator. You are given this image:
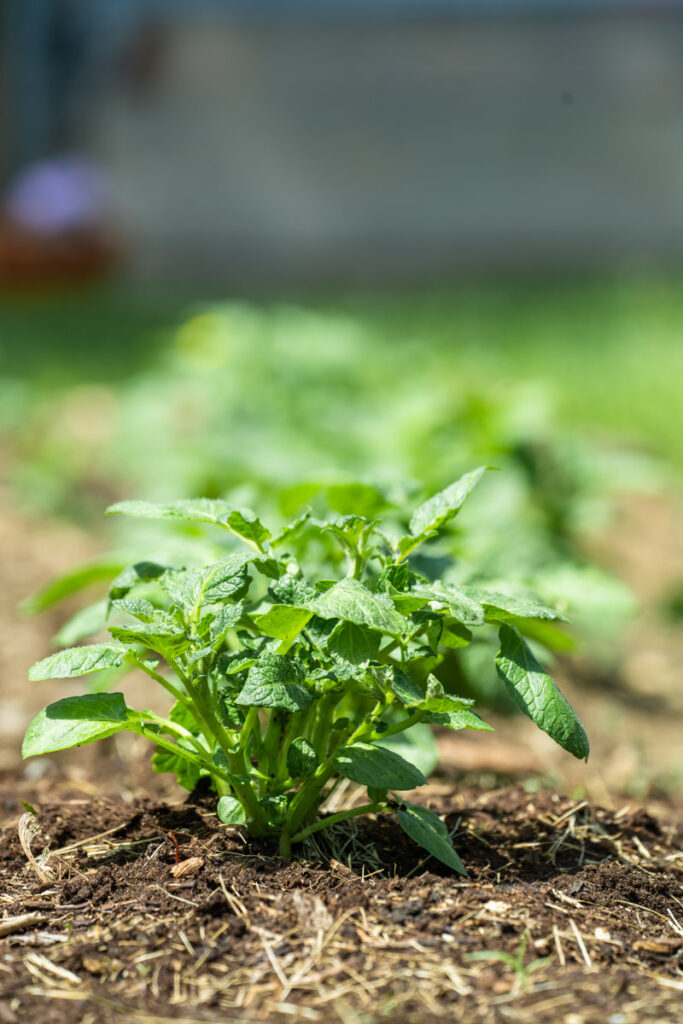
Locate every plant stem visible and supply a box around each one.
[166,657,269,835]
[134,728,231,789]
[291,802,384,843]
[368,710,424,741]
[284,729,347,838]
[129,657,195,716]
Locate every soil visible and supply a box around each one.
[0,767,681,1024]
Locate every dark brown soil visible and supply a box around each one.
[1,773,681,1024]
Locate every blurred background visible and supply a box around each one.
[0,0,681,806]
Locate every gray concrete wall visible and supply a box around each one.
[89,12,683,284]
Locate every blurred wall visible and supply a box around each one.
[5,4,683,284]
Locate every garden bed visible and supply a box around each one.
[1,775,681,1024]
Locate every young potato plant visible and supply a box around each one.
[23,468,589,873]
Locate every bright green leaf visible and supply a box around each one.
[424,709,494,732]
[252,605,313,648]
[109,561,167,602]
[107,498,233,525]
[209,602,246,641]
[224,509,271,550]
[408,467,488,539]
[410,583,485,626]
[216,795,248,825]
[108,624,189,658]
[421,676,475,715]
[333,742,426,790]
[495,624,589,760]
[111,597,157,622]
[22,693,130,757]
[325,620,381,666]
[462,587,568,623]
[236,653,312,711]
[311,578,406,637]
[270,509,312,550]
[389,667,425,708]
[28,643,127,680]
[163,556,250,612]
[397,802,466,875]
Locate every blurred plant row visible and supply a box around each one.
[5,301,670,712]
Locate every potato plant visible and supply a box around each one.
[23,469,588,872]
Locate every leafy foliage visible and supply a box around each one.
[24,471,588,871]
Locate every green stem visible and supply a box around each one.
[276,712,303,782]
[285,729,347,838]
[291,802,384,843]
[367,710,424,742]
[263,709,287,779]
[129,656,195,717]
[311,693,338,759]
[239,707,261,754]
[166,657,269,835]
[134,728,231,789]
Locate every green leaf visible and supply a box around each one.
[111,597,157,622]
[376,724,439,777]
[108,624,189,658]
[109,562,167,602]
[52,600,108,647]
[250,555,282,580]
[270,509,312,550]
[163,556,250,612]
[216,795,248,825]
[333,742,426,790]
[269,573,317,607]
[409,467,488,539]
[397,466,488,558]
[397,801,466,875]
[236,653,312,711]
[495,624,589,760]
[323,515,375,553]
[224,509,271,551]
[423,709,494,732]
[375,566,434,613]
[462,587,568,623]
[21,560,125,615]
[310,578,406,637]
[325,620,381,666]
[209,602,245,641]
[107,498,233,525]
[22,693,130,757]
[389,667,425,708]
[107,500,271,551]
[440,622,473,649]
[409,583,485,627]
[421,676,475,715]
[252,605,313,648]
[287,737,319,778]
[28,643,127,680]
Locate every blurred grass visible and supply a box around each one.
[0,287,187,384]
[1,275,682,465]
